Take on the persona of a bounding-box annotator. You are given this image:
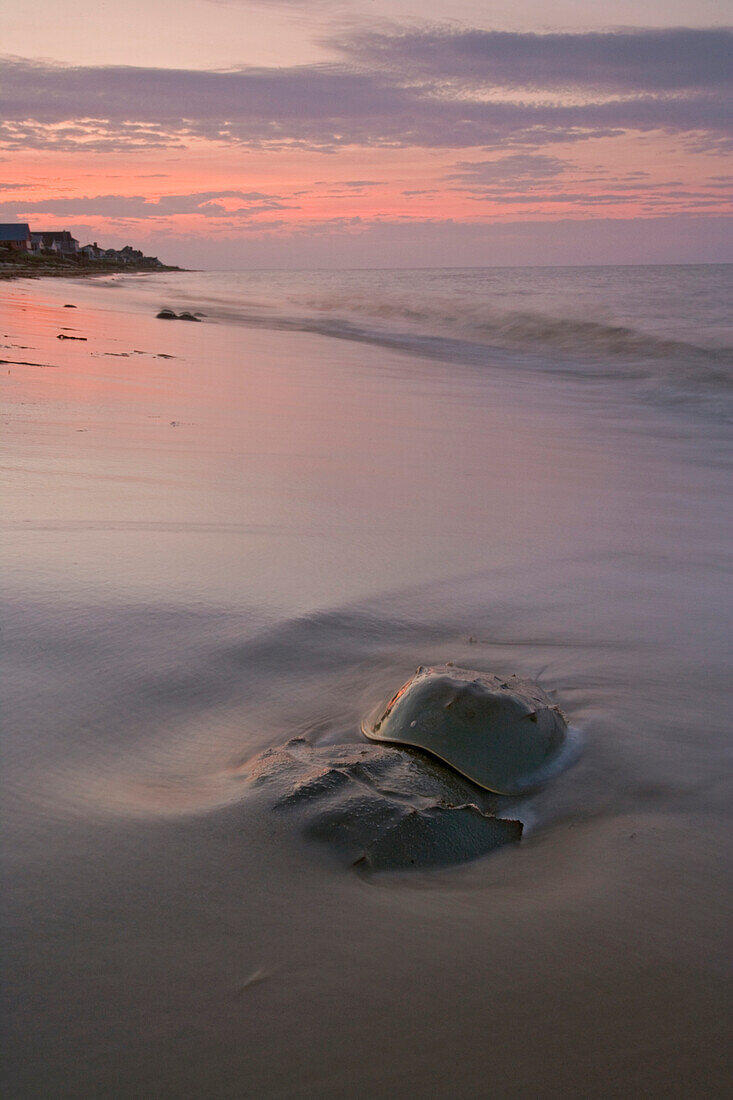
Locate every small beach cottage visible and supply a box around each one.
[0,224,32,251]
[79,242,105,260]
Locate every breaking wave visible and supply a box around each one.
[133,264,733,419]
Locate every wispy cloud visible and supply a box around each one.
[339,179,387,187]
[0,190,293,218]
[442,153,731,212]
[446,154,568,186]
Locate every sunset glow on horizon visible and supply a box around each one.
[2,2,731,267]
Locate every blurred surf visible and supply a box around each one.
[111,263,733,420]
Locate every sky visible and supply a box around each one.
[1,0,731,268]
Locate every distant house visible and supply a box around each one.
[79,241,105,260]
[0,223,32,251]
[120,245,144,263]
[32,231,79,254]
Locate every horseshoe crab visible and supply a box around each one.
[362,664,569,796]
[245,738,522,872]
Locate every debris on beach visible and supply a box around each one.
[63,304,77,308]
[245,739,522,872]
[362,665,569,796]
[0,358,57,368]
[155,309,201,322]
[56,333,87,341]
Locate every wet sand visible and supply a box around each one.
[2,275,732,1097]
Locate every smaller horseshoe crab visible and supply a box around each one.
[362,664,569,796]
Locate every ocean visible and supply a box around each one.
[2,264,732,1096]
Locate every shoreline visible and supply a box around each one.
[0,256,185,281]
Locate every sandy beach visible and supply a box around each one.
[2,268,732,1097]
